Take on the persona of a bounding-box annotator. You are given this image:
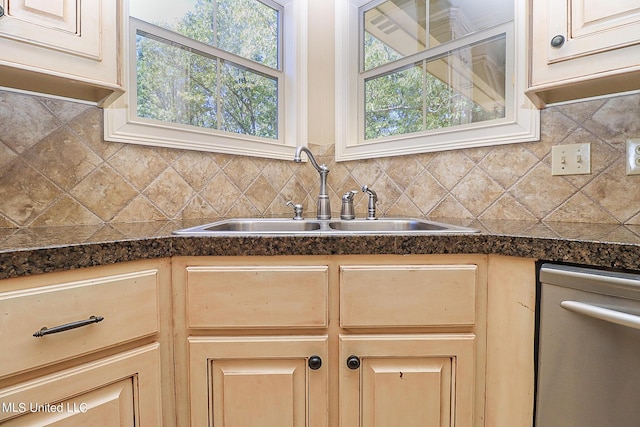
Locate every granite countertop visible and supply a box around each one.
[1,218,640,280]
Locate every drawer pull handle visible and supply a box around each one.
[33,315,104,337]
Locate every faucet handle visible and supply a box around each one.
[286,201,304,220]
[342,190,358,201]
[340,190,359,220]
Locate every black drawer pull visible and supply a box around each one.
[33,315,104,337]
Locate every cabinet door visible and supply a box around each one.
[528,0,640,106]
[0,0,122,103]
[0,343,162,426]
[0,0,101,59]
[189,336,328,427]
[547,0,640,63]
[340,334,476,427]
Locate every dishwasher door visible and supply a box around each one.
[536,264,640,427]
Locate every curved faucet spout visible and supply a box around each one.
[293,145,331,219]
[294,145,328,173]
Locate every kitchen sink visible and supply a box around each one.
[173,218,479,236]
[327,218,460,232]
[174,218,322,234]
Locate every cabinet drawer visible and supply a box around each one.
[186,266,329,328]
[0,270,160,378]
[340,265,477,328]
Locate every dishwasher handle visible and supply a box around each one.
[560,300,640,330]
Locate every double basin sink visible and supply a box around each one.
[173,218,479,236]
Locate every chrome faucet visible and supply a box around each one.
[294,145,331,220]
[362,185,378,220]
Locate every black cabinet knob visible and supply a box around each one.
[308,355,322,370]
[346,355,361,370]
[0,6,4,17]
[550,35,565,48]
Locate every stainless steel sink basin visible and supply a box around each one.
[173,218,479,235]
[328,218,458,232]
[173,218,322,235]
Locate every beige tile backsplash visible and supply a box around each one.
[1,89,640,228]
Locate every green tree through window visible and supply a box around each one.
[134,0,280,140]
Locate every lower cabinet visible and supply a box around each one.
[188,336,329,427]
[340,334,476,427]
[0,259,172,426]
[173,255,497,427]
[0,344,163,426]
[0,254,537,427]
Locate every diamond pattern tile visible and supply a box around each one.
[1,89,640,227]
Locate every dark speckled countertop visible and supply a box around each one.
[1,218,640,280]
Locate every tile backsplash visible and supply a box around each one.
[1,89,640,228]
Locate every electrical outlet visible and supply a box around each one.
[626,139,640,175]
[551,143,591,176]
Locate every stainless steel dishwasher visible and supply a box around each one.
[536,263,640,427]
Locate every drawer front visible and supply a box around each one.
[186,266,329,328]
[0,270,160,378]
[340,265,477,328]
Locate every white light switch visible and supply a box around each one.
[551,143,591,176]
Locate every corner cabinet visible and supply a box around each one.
[0,0,123,105]
[172,255,517,427]
[527,0,640,107]
[0,259,173,426]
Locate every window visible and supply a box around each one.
[335,0,539,161]
[104,0,307,160]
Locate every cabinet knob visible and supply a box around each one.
[346,355,361,370]
[550,35,565,48]
[308,355,322,370]
[0,6,4,17]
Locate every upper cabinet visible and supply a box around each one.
[0,0,123,106]
[527,0,640,107]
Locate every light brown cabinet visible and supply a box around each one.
[0,0,123,105]
[188,336,329,427]
[0,253,537,427]
[0,259,173,426]
[173,259,330,426]
[338,263,483,427]
[527,0,640,107]
[340,334,475,427]
[173,255,497,427]
[0,344,161,426]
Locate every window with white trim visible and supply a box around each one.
[335,0,539,161]
[104,0,306,160]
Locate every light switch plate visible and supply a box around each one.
[626,139,640,175]
[551,143,591,176]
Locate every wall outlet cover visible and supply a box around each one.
[626,139,640,175]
